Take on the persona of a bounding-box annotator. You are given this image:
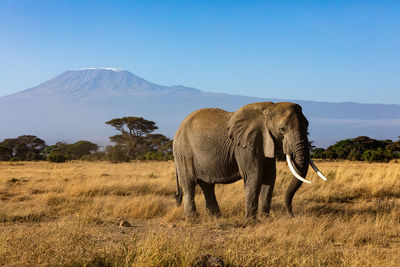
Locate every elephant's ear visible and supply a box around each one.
[262,128,275,158]
[228,104,275,158]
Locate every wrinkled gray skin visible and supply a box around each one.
[173,102,310,219]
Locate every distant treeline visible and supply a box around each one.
[1,116,399,163]
[0,116,173,163]
[312,136,400,162]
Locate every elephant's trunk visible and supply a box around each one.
[285,139,310,217]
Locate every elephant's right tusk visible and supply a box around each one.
[309,158,328,181]
[286,154,312,184]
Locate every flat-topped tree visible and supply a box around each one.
[106,116,166,159]
[106,117,157,137]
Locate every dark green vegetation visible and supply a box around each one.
[0,115,397,163]
[46,141,99,162]
[0,117,172,163]
[0,137,99,163]
[312,136,400,162]
[0,135,46,161]
[105,116,173,162]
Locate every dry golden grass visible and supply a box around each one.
[1,160,400,266]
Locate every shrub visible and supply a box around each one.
[311,148,326,159]
[69,141,99,159]
[105,145,129,163]
[141,151,173,161]
[48,153,66,163]
[144,152,163,161]
[348,150,362,161]
[361,149,383,162]
[80,152,106,161]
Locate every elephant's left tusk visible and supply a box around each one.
[309,158,328,181]
[286,154,311,184]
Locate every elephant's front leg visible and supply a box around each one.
[258,158,276,216]
[243,171,263,218]
[236,151,264,219]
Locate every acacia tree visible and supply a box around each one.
[45,141,99,160]
[145,134,173,153]
[45,142,71,158]
[106,117,158,137]
[68,141,99,159]
[0,135,46,161]
[0,144,12,161]
[106,116,171,159]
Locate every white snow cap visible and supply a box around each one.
[77,68,124,72]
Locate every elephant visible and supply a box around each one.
[173,102,327,219]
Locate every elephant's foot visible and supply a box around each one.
[212,210,222,217]
[258,212,273,220]
[182,211,199,222]
[286,208,295,218]
[206,207,221,217]
[242,216,261,227]
[258,204,271,217]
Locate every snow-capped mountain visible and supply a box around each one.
[10,68,199,100]
[1,68,399,147]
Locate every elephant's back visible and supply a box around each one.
[173,108,232,156]
[174,108,231,139]
[184,108,230,122]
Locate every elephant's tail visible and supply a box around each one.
[175,166,182,206]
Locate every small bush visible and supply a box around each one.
[361,149,383,162]
[141,152,173,161]
[106,145,130,163]
[311,148,326,159]
[48,153,66,163]
[144,152,162,161]
[81,152,106,161]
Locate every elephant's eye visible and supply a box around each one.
[279,127,286,134]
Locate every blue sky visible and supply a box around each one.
[0,0,399,104]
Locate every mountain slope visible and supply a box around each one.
[1,68,399,147]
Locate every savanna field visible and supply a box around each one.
[0,160,400,266]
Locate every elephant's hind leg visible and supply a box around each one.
[181,179,197,219]
[198,180,221,216]
[175,154,198,219]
